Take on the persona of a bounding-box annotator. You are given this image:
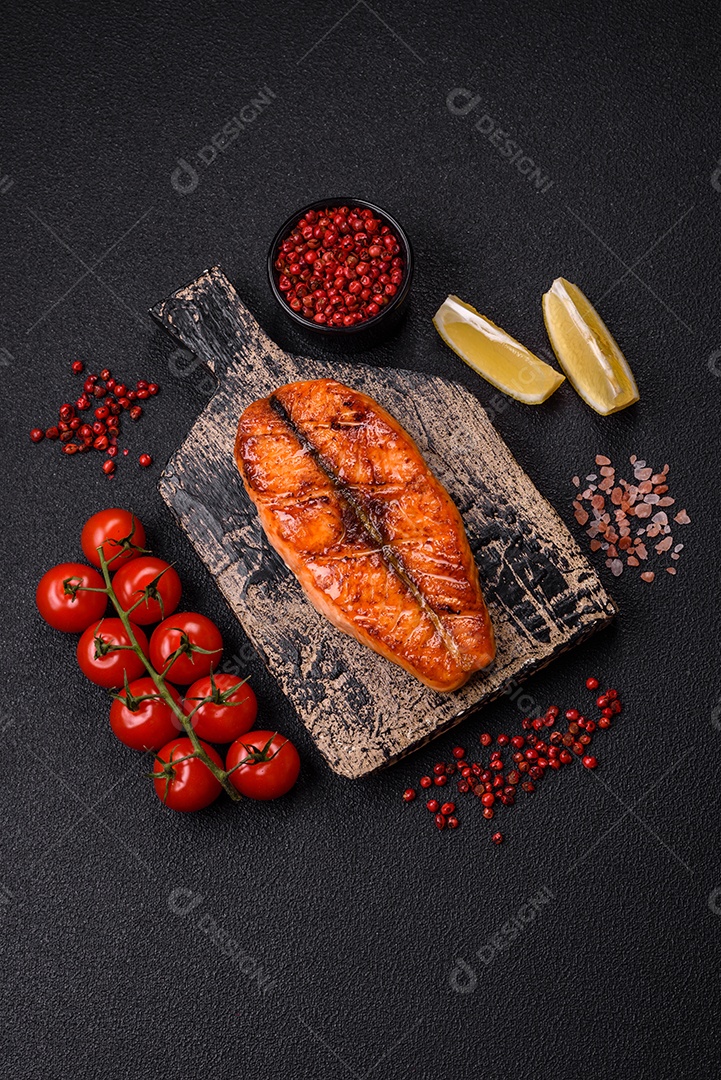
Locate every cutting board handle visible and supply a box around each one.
[150,266,274,379]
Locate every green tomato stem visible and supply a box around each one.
[98,550,241,802]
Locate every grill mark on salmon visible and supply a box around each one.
[235,379,495,692]
[267,392,462,663]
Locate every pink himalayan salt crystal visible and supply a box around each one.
[573,455,689,584]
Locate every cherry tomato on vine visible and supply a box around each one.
[77,617,149,688]
[112,556,182,625]
[81,508,146,570]
[149,612,223,685]
[110,677,183,751]
[152,737,223,811]
[35,562,107,632]
[183,673,258,743]
[225,730,300,800]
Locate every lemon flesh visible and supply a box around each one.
[433,295,565,404]
[542,278,639,416]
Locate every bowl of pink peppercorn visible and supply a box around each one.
[267,198,413,338]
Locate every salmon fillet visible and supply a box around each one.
[234,379,495,692]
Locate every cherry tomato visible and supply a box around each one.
[225,730,300,800]
[81,508,146,570]
[112,556,182,625]
[36,562,107,632]
[110,678,183,751]
[153,737,223,811]
[183,673,257,743]
[77,617,149,688]
[149,612,223,685]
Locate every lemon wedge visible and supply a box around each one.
[542,278,639,415]
[433,295,565,404]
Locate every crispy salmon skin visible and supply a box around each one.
[234,379,495,691]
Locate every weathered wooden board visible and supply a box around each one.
[151,266,615,779]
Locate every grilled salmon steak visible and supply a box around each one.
[234,379,495,692]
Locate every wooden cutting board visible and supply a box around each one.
[151,266,615,779]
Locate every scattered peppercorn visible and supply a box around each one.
[32,366,160,474]
[403,681,623,841]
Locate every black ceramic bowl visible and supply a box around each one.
[267,197,413,340]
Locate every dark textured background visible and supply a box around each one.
[2,2,721,1077]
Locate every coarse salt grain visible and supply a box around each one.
[571,454,690,584]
